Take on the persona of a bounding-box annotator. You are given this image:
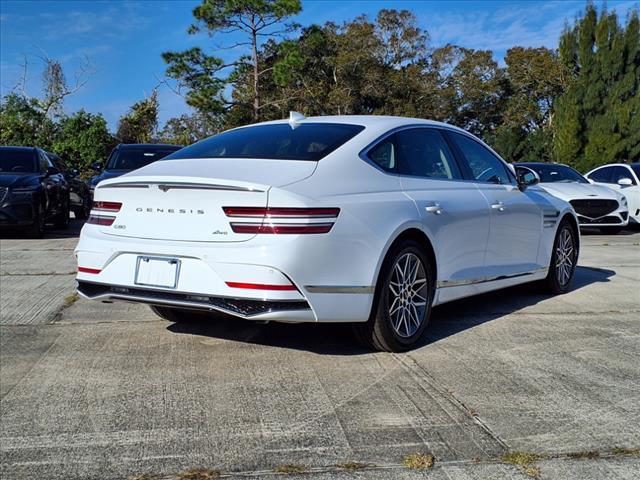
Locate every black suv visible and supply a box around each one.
[0,146,70,237]
[89,143,182,196]
[46,151,92,220]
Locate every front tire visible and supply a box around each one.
[353,240,434,352]
[544,220,578,294]
[25,204,45,238]
[54,197,70,229]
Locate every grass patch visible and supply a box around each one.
[129,475,158,480]
[611,447,640,457]
[335,461,370,471]
[176,468,221,480]
[502,452,543,466]
[273,464,308,474]
[566,450,599,460]
[523,465,540,478]
[403,452,435,470]
[62,292,79,308]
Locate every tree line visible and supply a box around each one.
[1,1,638,174]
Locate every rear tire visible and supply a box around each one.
[150,305,195,322]
[544,220,578,294]
[599,226,623,235]
[353,239,434,352]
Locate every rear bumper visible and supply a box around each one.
[74,225,378,323]
[77,280,315,322]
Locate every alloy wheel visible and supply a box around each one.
[388,252,429,338]
[555,227,575,286]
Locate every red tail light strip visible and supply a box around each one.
[223,207,340,218]
[78,266,101,274]
[225,281,297,291]
[230,223,334,234]
[87,215,116,226]
[92,201,122,212]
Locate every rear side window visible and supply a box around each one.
[396,128,461,179]
[368,136,398,172]
[166,123,365,161]
[587,167,612,183]
[449,132,513,185]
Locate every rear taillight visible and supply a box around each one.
[87,214,116,226]
[223,207,340,234]
[92,201,122,212]
[222,207,340,218]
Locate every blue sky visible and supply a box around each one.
[1,0,637,130]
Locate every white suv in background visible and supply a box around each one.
[586,163,640,225]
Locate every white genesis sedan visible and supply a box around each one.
[517,162,629,234]
[75,115,579,352]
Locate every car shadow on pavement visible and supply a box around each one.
[167,265,615,355]
[0,218,84,239]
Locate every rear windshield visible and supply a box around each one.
[165,123,365,161]
[0,148,37,173]
[106,147,180,171]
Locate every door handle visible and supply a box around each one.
[491,202,506,212]
[425,203,443,215]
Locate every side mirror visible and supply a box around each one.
[618,177,633,187]
[45,166,59,177]
[92,161,103,172]
[515,166,540,191]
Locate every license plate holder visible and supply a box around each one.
[135,256,180,288]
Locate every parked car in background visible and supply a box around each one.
[76,114,579,352]
[89,144,182,198]
[0,146,70,237]
[46,151,91,220]
[517,162,629,234]
[586,163,640,225]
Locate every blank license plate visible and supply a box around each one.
[135,256,180,288]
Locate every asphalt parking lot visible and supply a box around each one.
[1,222,639,480]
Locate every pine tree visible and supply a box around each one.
[555,4,640,169]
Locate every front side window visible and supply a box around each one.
[588,167,613,183]
[396,128,462,180]
[611,166,636,185]
[166,123,365,162]
[449,132,512,185]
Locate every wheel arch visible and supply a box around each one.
[376,227,438,288]
[560,211,580,252]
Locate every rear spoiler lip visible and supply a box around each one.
[96,181,265,193]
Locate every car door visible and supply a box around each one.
[446,131,543,278]
[374,127,492,286]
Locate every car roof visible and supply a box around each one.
[248,115,471,135]
[0,146,38,152]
